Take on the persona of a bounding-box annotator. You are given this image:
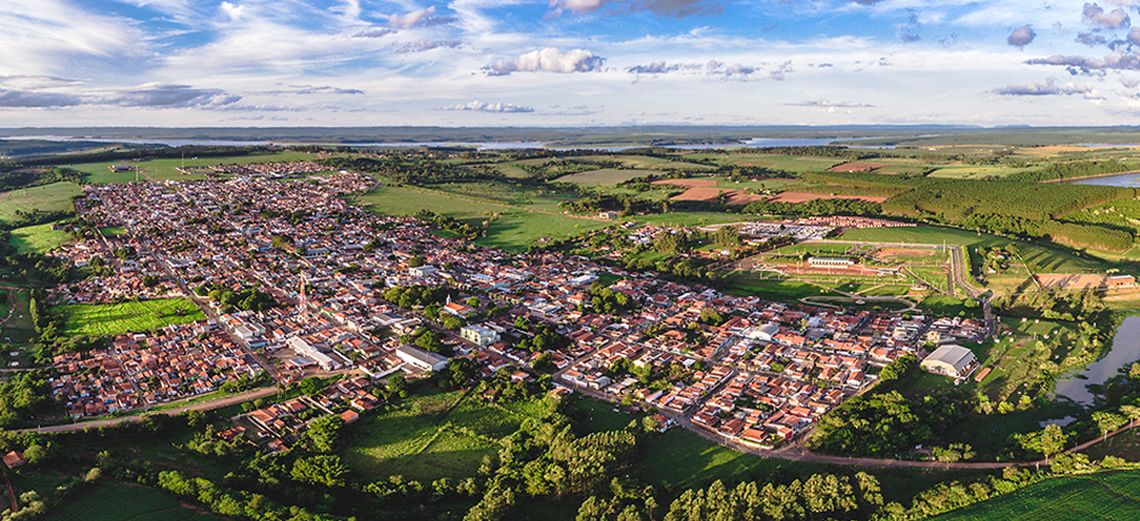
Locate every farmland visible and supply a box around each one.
[0,182,82,223]
[51,298,206,337]
[556,168,661,185]
[9,221,71,254]
[933,471,1140,521]
[46,483,222,521]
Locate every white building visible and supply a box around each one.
[460,324,500,347]
[920,344,977,378]
[287,337,342,371]
[396,345,449,372]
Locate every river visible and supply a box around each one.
[1069,171,1140,186]
[1055,315,1140,405]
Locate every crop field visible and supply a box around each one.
[357,184,610,252]
[46,483,222,521]
[10,221,71,254]
[66,151,317,183]
[342,390,555,483]
[0,182,82,223]
[927,165,1042,179]
[555,168,660,185]
[51,298,206,337]
[933,471,1140,521]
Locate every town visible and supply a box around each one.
[38,168,992,453]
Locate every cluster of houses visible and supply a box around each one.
[42,169,978,450]
[51,322,261,417]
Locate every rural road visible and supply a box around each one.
[21,386,279,434]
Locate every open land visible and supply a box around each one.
[45,484,222,521]
[0,182,82,223]
[51,299,206,337]
[10,221,72,254]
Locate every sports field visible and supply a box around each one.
[9,221,71,254]
[0,182,82,223]
[46,483,222,521]
[51,298,206,337]
[933,471,1140,521]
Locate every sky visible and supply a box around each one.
[3,0,1140,128]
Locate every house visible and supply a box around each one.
[808,257,856,267]
[461,324,500,347]
[396,345,449,372]
[442,302,475,317]
[2,451,25,468]
[339,410,360,424]
[920,344,977,378]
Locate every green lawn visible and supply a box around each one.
[721,273,840,302]
[51,299,206,337]
[357,184,611,252]
[0,182,82,223]
[933,471,1140,521]
[66,151,318,183]
[46,483,222,521]
[10,220,71,254]
[99,226,127,237]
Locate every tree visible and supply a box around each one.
[466,296,481,307]
[1092,411,1127,442]
[298,376,326,396]
[305,415,344,452]
[1120,404,1140,429]
[291,455,347,487]
[1016,424,1069,465]
[387,373,408,398]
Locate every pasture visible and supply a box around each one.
[51,298,206,337]
[0,182,82,223]
[357,184,611,252]
[685,152,843,173]
[933,471,1140,521]
[10,221,71,254]
[342,390,556,483]
[46,483,222,521]
[555,168,660,185]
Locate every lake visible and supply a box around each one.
[1055,315,1140,405]
[1069,171,1140,186]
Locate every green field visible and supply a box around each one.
[555,168,660,185]
[10,221,71,254]
[685,152,842,173]
[46,483,222,521]
[838,225,1111,275]
[342,390,556,483]
[51,298,206,337]
[99,226,127,237]
[933,471,1140,521]
[722,273,841,302]
[67,151,318,183]
[0,182,82,223]
[357,184,611,252]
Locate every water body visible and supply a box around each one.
[1055,315,1140,405]
[1069,172,1140,186]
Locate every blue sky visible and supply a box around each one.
[1,0,1138,127]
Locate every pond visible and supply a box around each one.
[1069,171,1140,186]
[1055,315,1140,405]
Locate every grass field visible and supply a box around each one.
[67,151,317,183]
[46,483,222,521]
[0,182,82,223]
[722,273,841,302]
[685,153,842,173]
[357,184,611,252]
[10,221,71,254]
[99,226,127,237]
[555,169,661,185]
[342,390,556,483]
[633,211,754,227]
[933,471,1140,521]
[51,298,206,337]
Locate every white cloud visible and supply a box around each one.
[438,100,534,112]
[485,48,604,75]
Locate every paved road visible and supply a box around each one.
[21,386,279,434]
